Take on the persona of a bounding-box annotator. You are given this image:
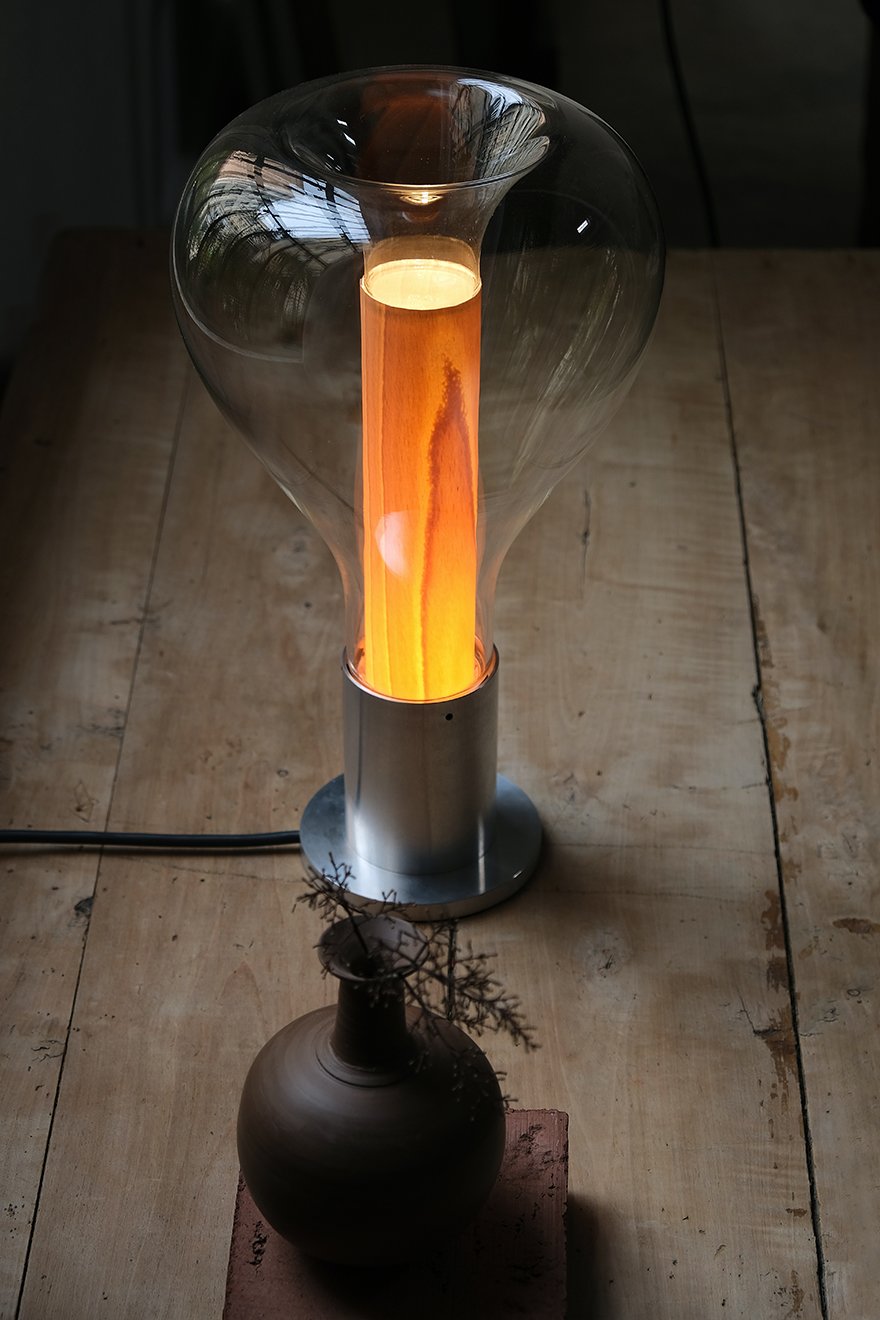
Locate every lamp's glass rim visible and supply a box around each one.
[265,63,555,194]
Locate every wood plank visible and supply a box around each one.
[0,232,187,1317]
[19,251,821,1318]
[103,380,344,840]
[487,252,822,1318]
[716,250,880,1318]
[18,378,341,1320]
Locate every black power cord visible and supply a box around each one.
[0,828,300,851]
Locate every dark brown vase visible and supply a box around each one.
[236,914,506,1266]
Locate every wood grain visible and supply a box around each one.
[716,250,880,1319]
[13,249,821,1320]
[486,252,821,1318]
[0,232,187,1317]
[17,351,341,1320]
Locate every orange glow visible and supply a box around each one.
[360,256,480,701]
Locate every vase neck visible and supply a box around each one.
[329,976,413,1074]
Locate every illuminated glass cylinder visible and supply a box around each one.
[360,243,481,700]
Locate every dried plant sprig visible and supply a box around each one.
[295,861,539,1058]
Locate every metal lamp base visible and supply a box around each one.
[299,653,541,919]
[300,773,540,919]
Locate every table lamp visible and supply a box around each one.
[172,66,663,916]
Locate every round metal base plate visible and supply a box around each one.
[300,775,541,919]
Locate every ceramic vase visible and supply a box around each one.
[237,914,506,1265]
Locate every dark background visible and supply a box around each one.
[0,0,875,382]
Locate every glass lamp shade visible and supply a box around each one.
[171,66,664,915]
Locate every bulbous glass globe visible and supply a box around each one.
[172,66,663,703]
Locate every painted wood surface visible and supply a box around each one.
[0,233,187,1318]
[1,241,876,1318]
[716,251,880,1320]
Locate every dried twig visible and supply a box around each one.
[296,864,539,1060]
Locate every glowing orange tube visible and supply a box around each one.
[360,256,480,701]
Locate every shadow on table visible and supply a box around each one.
[228,1196,556,1319]
[566,1191,620,1319]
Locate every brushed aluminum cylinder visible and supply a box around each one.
[300,650,541,917]
[343,653,498,875]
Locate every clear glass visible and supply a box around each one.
[172,67,664,701]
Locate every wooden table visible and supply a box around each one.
[1,234,877,1319]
